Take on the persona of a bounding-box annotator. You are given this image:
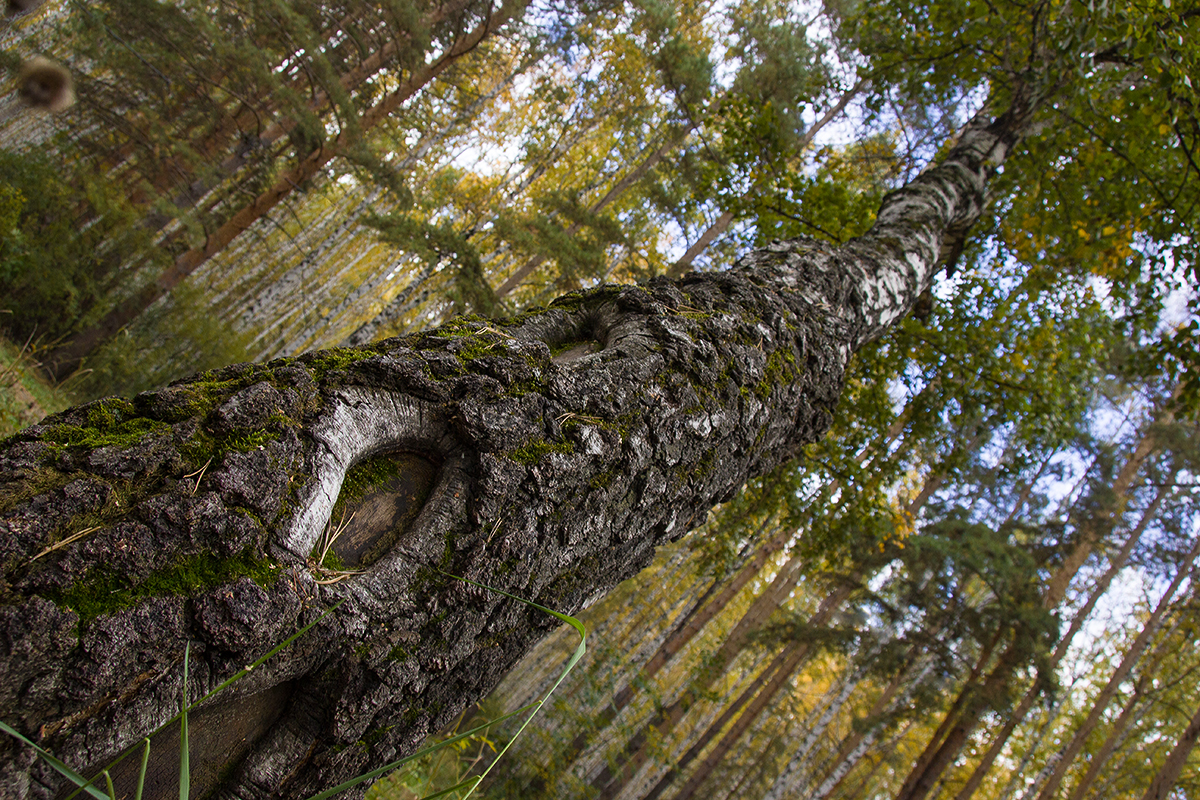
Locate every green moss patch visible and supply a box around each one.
[333,455,404,517]
[46,399,170,450]
[225,429,279,452]
[48,548,282,625]
[507,438,574,465]
[753,347,800,399]
[300,347,378,380]
[0,465,76,515]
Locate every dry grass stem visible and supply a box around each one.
[182,458,213,495]
[30,526,101,563]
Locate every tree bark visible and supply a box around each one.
[0,94,1032,799]
[544,515,783,781]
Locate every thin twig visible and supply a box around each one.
[182,458,212,495]
[319,509,356,566]
[30,526,101,563]
[475,324,513,339]
[314,569,364,585]
[555,411,602,425]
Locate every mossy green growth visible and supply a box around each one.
[45,399,169,449]
[549,339,597,358]
[507,438,573,465]
[225,429,279,452]
[49,548,282,625]
[753,347,800,399]
[302,347,378,379]
[692,449,717,481]
[0,465,75,515]
[163,380,241,421]
[316,548,346,572]
[179,427,220,468]
[178,426,279,472]
[455,336,500,362]
[432,313,489,337]
[331,454,404,518]
[589,465,618,490]
[547,291,588,312]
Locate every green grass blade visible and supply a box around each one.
[0,720,112,800]
[195,598,347,708]
[134,737,150,800]
[419,776,481,799]
[2,599,346,800]
[179,642,190,800]
[308,572,587,800]
[103,771,116,799]
[302,703,540,800]
[442,573,586,799]
[59,739,148,800]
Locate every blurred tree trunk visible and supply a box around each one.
[894,404,1177,800]
[649,638,818,800]
[954,477,1177,800]
[47,0,528,379]
[1034,535,1200,800]
[1142,699,1200,800]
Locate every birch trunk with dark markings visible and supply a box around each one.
[0,94,1033,799]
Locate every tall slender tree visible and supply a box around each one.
[0,76,1044,798]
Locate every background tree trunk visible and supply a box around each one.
[46,0,528,379]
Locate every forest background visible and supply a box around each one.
[1,0,1199,798]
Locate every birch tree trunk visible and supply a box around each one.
[0,94,1033,799]
[643,607,841,800]
[1068,614,1187,800]
[1142,699,1200,800]
[1034,536,1200,800]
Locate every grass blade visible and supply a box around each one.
[134,737,150,800]
[179,642,190,800]
[420,777,482,799]
[302,703,540,800]
[195,598,347,708]
[442,573,586,799]
[0,720,112,800]
[2,598,346,800]
[307,573,587,799]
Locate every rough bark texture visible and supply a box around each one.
[0,98,1028,798]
